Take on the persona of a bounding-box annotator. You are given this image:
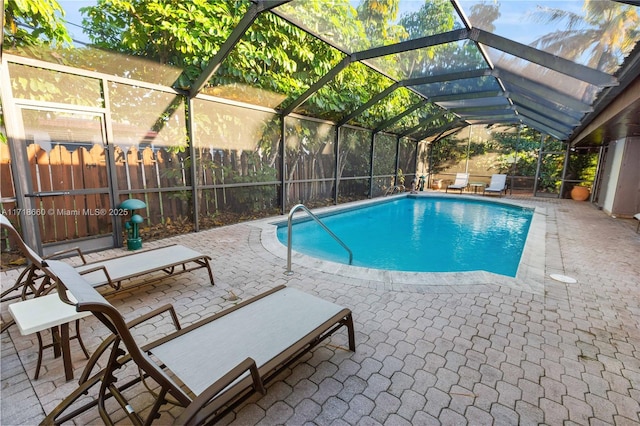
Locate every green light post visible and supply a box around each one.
[119,199,147,250]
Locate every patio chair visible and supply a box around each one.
[445,173,469,193]
[41,260,356,426]
[1,215,92,380]
[483,174,508,196]
[0,214,214,302]
[1,214,54,303]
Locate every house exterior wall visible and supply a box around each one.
[611,137,640,217]
[601,138,625,214]
[600,137,640,218]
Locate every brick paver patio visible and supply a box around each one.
[1,195,639,425]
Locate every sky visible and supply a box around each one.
[57,0,96,45]
[459,0,586,45]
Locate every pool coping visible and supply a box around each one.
[255,193,546,295]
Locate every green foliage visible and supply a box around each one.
[77,0,463,134]
[4,0,72,47]
[222,157,278,212]
[566,150,598,182]
[468,1,501,33]
[430,124,597,195]
[0,100,6,144]
[429,137,467,173]
[396,168,405,186]
[490,127,543,176]
[400,0,456,38]
[82,0,247,63]
[357,0,405,43]
[339,128,371,179]
[373,134,397,176]
[531,1,639,73]
[487,129,566,192]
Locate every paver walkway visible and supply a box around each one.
[1,196,639,425]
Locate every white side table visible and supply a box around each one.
[8,293,90,381]
[469,182,485,194]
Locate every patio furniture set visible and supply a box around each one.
[445,173,508,196]
[0,214,355,425]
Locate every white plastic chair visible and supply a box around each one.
[445,173,469,193]
[483,174,508,196]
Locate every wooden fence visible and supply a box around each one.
[2,139,401,245]
[2,143,191,243]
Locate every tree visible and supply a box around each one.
[530,0,639,74]
[397,0,485,82]
[2,0,73,144]
[468,1,501,33]
[399,0,457,39]
[4,0,72,47]
[81,0,252,88]
[397,0,457,78]
[357,0,404,44]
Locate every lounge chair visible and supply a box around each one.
[0,214,214,301]
[445,173,469,193]
[41,260,356,425]
[483,174,508,196]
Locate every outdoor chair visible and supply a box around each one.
[483,174,508,196]
[41,260,356,425]
[1,214,93,380]
[1,214,214,381]
[0,214,215,302]
[1,214,56,304]
[445,173,469,193]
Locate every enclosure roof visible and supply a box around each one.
[22,0,639,145]
[191,0,639,144]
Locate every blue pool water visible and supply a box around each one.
[277,196,533,277]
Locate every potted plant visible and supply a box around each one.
[396,169,405,189]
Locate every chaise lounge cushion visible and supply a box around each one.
[42,259,355,425]
[74,244,214,289]
[0,213,214,297]
[153,287,349,395]
[483,174,507,196]
[445,173,469,193]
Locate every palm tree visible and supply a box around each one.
[530,0,639,74]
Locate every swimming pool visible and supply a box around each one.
[276,196,534,277]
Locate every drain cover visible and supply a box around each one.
[550,274,577,283]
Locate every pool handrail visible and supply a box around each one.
[384,185,405,196]
[285,204,353,275]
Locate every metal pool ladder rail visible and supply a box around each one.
[285,204,353,275]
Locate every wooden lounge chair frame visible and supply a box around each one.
[445,173,469,193]
[42,260,355,426]
[0,214,214,304]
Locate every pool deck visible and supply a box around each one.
[2,194,639,425]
